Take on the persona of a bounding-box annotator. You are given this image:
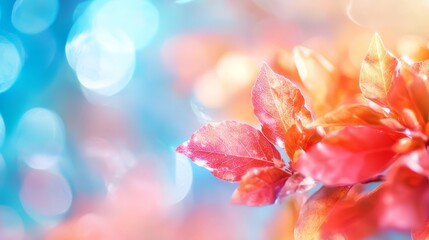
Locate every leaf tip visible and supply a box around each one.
[368,32,385,51]
[176,141,189,154]
[260,62,272,74]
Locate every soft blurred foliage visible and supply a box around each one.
[0,0,426,239]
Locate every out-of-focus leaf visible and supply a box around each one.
[252,64,312,149]
[177,121,284,182]
[311,104,385,127]
[360,33,399,103]
[413,60,429,77]
[323,163,429,237]
[321,186,381,240]
[294,186,351,240]
[388,72,424,130]
[406,63,429,122]
[412,223,429,240]
[401,149,429,176]
[267,196,303,240]
[231,167,290,206]
[392,138,425,154]
[294,46,337,114]
[376,165,429,230]
[296,126,400,185]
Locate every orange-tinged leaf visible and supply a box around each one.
[360,33,399,103]
[294,186,351,240]
[360,34,424,129]
[252,64,312,149]
[296,126,400,185]
[412,60,429,77]
[284,124,320,163]
[388,72,425,130]
[267,196,303,240]
[311,104,385,127]
[294,47,336,111]
[231,167,290,206]
[393,138,425,154]
[176,121,284,182]
[406,63,429,122]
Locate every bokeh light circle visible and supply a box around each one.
[74,31,135,93]
[0,114,5,148]
[11,0,59,34]
[0,36,22,93]
[20,170,72,218]
[93,0,159,50]
[168,153,193,204]
[65,0,159,96]
[66,30,135,96]
[0,206,24,240]
[15,108,65,169]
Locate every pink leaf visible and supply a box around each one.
[231,167,290,206]
[295,126,400,185]
[177,121,284,182]
[376,165,429,230]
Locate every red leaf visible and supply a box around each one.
[295,126,400,185]
[294,186,351,240]
[376,165,429,230]
[388,71,425,130]
[177,121,284,182]
[321,186,381,240]
[404,63,429,123]
[323,164,429,237]
[398,149,429,175]
[231,167,290,206]
[412,223,429,240]
[252,64,312,149]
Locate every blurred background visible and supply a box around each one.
[0,0,427,239]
